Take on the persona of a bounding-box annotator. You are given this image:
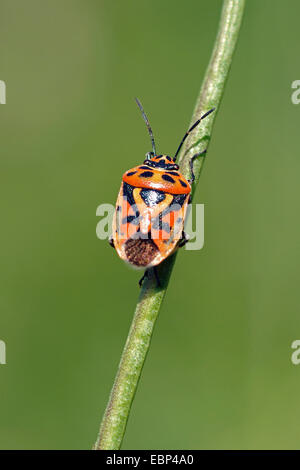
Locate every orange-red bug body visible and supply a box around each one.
[112,155,191,268]
[110,99,214,273]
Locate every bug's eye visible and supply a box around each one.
[145,151,154,160]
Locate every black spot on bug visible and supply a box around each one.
[144,161,154,167]
[139,165,152,170]
[174,194,187,206]
[127,171,137,176]
[152,213,171,233]
[122,215,140,225]
[160,194,187,217]
[139,171,154,178]
[162,174,175,183]
[116,205,121,211]
[166,156,172,162]
[122,182,135,206]
[179,179,188,188]
[166,171,179,176]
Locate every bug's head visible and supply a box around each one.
[143,153,179,170]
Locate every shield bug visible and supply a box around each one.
[110,98,214,284]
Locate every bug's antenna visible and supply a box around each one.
[135,97,156,155]
[173,108,215,161]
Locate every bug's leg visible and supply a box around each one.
[108,235,115,248]
[153,267,161,287]
[178,231,190,248]
[139,269,148,287]
[188,149,207,185]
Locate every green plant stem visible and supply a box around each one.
[94,0,245,450]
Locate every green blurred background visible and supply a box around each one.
[0,0,299,450]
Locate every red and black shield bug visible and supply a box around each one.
[110,98,214,285]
